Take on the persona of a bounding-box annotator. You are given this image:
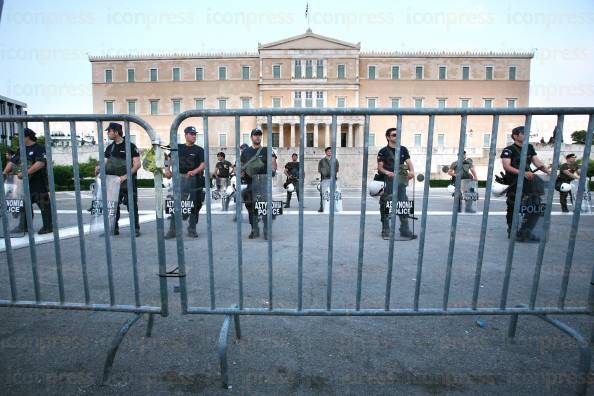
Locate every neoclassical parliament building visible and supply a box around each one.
[90,30,532,180]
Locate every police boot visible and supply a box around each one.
[381,218,390,240]
[248,215,259,239]
[284,193,291,209]
[10,213,27,234]
[561,204,569,213]
[399,221,417,240]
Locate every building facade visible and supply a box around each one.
[0,95,28,146]
[90,30,533,184]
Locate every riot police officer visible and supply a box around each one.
[164,126,205,238]
[377,127,416,240]
[500,126,550,242]
[283,153,301,208]
[318,147,339,212]
[448,151,478,213]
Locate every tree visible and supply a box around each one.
[571,130,593,145]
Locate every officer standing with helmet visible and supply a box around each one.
[377,127,416,240]
[447,150,478,213]
[500,126,550,241]
[164,126,205,238]
[556,153,580,212]
[283,153,301,208]
[240,128,277,239]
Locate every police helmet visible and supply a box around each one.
[287,183,295,192]
[560,183,572,192]
[447,184,456,194]
[491,182,508,197]
[226,185,234,195]
[368,180,384,197]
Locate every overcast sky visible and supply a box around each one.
[1,0,593,117]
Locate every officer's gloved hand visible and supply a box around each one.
[495,171,508,185]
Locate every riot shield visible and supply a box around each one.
[321,179,343,213]
[165,176,200,221]
[0,175,26,238]
[89,175,121,234]
[384,180,416,241]
[252,174,283,218]
[570,179,592,213]
[516,175,546,241]
[218,177,231,212]
[460,179,479,213]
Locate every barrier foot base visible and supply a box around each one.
[101,313,143,385]
[217,306,241,389]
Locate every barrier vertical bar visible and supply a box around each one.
[266,114,273,309]
[326,114,337,311]
[472,115,499,309]
[69,121,89,304]
[500,115,532,309]
[558,114,594,309]
[152,134,169,316]
[96,120,112,305]
[530,115,564,309]
[355,115,370,310]
[297,114,305,311]
[123,121,140,307]
[42,121,64,303]
[202,116,216,310]
[385,115,402,310]
[234,115,244,309]
[443,115,467,310]
[17,122,40,301]
[414,114,435,310]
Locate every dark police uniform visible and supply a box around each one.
[450,158,475,213]
[175,143,205,234]
[240,146,271,238]
[557,162,579,211]
[215,159,233,188]
[10,142,52,232]
[500,143,543,239]
[377,145,413,238]
[284,160,301,206]
[105,138,140,232]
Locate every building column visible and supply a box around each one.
[313,123,319,148]
[324,123,330,148]
[290,123,295,147]
[347,123,353,147]
[279,123,284,148]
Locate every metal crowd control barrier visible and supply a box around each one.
[0,114,168,384]
[171,107,594,394]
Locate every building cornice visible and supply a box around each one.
[361,50,535,59]
[89,52,258,62]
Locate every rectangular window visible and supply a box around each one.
[305,60,313,78]
[439,66,447,80]
[150,68,158,82]
[104,69,113,83]
[316,59,323,78]
[485,66,493,80]
[172,99,181,115]
[438,98,446,109]
[460,99,470,108]
[414,98,423,108]
[368,65,376,80]
[172,67,181,81]
[367,98,377,108]
[462,66,470,80]
[391,65,400,80]
[127,68,135,82]
[307,132,314,147]
[242,66,250,80]
[316,91,324,107]
[437,133,445,146]
[272,133,280,148]
[241,98,251,109]
[483,133,491,147]
[218,99,227,110]
[195,98,204,109]
[368,133,375,147]
[507,98,517,108]
[150,100,159,115]
[127,100,136,115]
[415,66,423,80]
[337,64,345,79]
[294,91,302,107]
[105,100,114,114]
[414,133,422,147]
[337,97,345,108]
[216,134,226,146]
[273,64,281,79]
[484,99,493,109]
[294,60,301,78]
[195,67,204,81]
[272,97,281,108]
[218,66,227,81]
[305,91,313,107]
[391,98,400,108]
[509,66,516,81]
